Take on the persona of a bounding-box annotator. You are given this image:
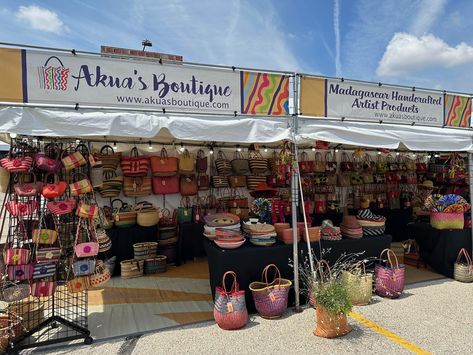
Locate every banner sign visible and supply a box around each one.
[0,48,289,116]
[300,77,446,127]
[444,94,471,128]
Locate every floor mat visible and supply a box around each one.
[87,259,214,340]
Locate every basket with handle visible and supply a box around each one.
[39,56,70,91]
[120,259,144,279]
[249,264,292,319]
[144,256,167,274]
[214,271,248,330]
[375,248,405,298]
[454,248,473,283]
[341,262,372,305]
[430,211,464,230]
[133,242,158,260]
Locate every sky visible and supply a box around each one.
[1,0,473,93]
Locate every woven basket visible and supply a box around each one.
[133,242,158,260]
[158,246,177,264]
[430,212,464,230]
[454,248,473,283]
[314,306,351,338]
[120,259,144,278]
[249,264,292,319]
[341,268,372,306]
[375,249,405,299]
[144,256,168,274]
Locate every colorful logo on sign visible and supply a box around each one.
[38,56,69,91]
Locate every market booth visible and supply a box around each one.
[0,44,473,351]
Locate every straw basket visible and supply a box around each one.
[120,259,144,279]
[341,265,372,306]
[133,242,158,260]
[430,212,464,230]
[454,248,473,283]
[249,264,292,319]
[214,271,248,330]
[314,306,351,338]
[375,249,405,299]
[144,256,167,274]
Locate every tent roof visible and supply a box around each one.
[297,117,473,152]
[0,106,292,145]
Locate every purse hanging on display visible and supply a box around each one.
[47,198,77,215]
[152,175,180,195]
[313,152,326,173]
[76,201,99,219]
[340,152,354,172]
[215,150,232,176]
[70,172,93,196]
[178,197,193,223]
[42,173,67,199]
[179,149,195,174]
[197,173,210,190]
[32,262,57,279]
[14,172,43,197]
[123,176,152,197]
[99,171,124,198]
[61,144,88,170]
[298,151,313,175]
[121,147,150,177]
[30,281,58,297]
[6,198,39,217]
[0,155,33,173]
[196,149,208,173]
[96,144,122,172]
[34,143,63,172]
[74,219,99,258]
[325,151,337,173]
[180,175,198,196]
[248,151,268,174]
[7,264,34,281]
[231,151,250,175]
[150,147,179,176]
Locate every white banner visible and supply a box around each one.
[325,79,444,126]
[25,50,240,113]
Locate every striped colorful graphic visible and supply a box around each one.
[38,56,69,91]
[444,94,471,128]
[240,71,289,115]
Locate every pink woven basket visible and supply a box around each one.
[430,212,464,230]
[249,264,292,319]
[375,249,405,299]
[213,271,248,330]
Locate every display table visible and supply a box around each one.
[407,222,472,278]
[374,208,412,242]
[204,234,392,313]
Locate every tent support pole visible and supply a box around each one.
[291,142,302,312]
[469,153,473,251]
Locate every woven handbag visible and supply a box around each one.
[7,264,33,281]
[178,197,193,223]
[144,256,167,274]
[76,202,99,220]
[313,152,326,173]
[249,151,268,174]
[179,149,195,174]
[96,144,121,172]
[196,149,208,173]
[3,247,31,266]
[1,282,30,302]
[35,247,61,263]
[67,276,90,293]
[212,175,229,189]
[180,175,198,196]
[150,148,179,176]
[6,199,39,217]
[135,202,160,227]
[34,144,62,172]
[454,248,473,283]
[228,175,247,188]
[89,260,112,288]
[152,175,180,195]
[123,176,152,197]
[375,249,405,299]
[231,151,250,175]
[325,152,337,173]
[214,271,248,330]
[121,147,150,177]
[74,220,99,258]
[120,259,144,279]
[32,262,57,279]
[298,151,313,175]
[69,173,93,196]
[341,263,372,306]
[14,173,43,197]
[340,152,354,172]
[99,172,123,198]
[47,198,77,215]
[249,264,292,319]
[72,259,96,277]
[112,199,137,228]
[0,155,33,173]
[42,173,67,199]
[61,144,88,170]
[133,242,158,260]
[32,228,58,245]
[246,176,267,190]
[215,151,232,176]
[30,281,57,297]
[197,173,210,190]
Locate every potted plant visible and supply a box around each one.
[313,279,352,338]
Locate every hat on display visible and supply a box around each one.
[204,213,240,227]
[357,209,386,222]
[249,182,277,198]
[341,216,361,229]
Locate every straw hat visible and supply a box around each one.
[250,182,277,197]
[341,215,361,229]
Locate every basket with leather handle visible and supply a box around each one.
[112,199,137,228]
[135,201,160,227]
[123,176,152,197]
[150,147,179,176]
[454,248,473,283]
[231,151,250,175]
[120,147,149,177]
[120,259,144,279]
[248,151,268,174]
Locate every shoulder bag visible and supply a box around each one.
[231,151,250,175]
[14,172,43,197]
[215,150,232,176]
[180,174,198,196]
[96,144,121,172]
[123,176,152,197]
[61,144,88,170]
[150,147,179,176]
[121,147,150,177]
[179,149,195,174]
[70,172,93,196]
[196,149,208,173]
[313,152,326,173]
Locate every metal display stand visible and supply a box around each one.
[1,138,92,354]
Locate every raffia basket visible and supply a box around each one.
[120,259,145,279]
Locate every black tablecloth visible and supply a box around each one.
[204,234,392,313]
[179,222,206,261]
[373,208,412,242]
[107,225,159,276]
[408,223,472,278]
